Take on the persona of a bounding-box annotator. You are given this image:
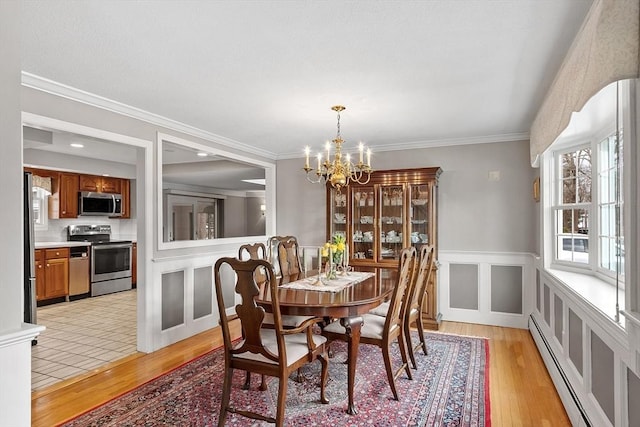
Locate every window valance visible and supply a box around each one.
[529,0,639,166]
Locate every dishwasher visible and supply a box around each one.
[69,246,90,298]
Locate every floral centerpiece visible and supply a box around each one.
[321,233,347,279]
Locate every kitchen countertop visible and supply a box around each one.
[35,241,91,249]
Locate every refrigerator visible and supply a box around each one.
[23,172,38,343]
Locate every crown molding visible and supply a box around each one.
[21,72,277,161]
[276,132,531,159]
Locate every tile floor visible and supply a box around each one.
[31,290,137,391]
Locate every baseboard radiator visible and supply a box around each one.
[528,315,592,427]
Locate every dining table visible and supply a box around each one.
[256,269,397,415]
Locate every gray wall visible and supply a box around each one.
[246,196,266,236]
[223,195,247,238]
[277,140,536,252]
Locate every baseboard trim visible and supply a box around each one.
[529,315,591,426]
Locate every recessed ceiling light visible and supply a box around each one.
[70,143,84,148]
[242,179,266,186]
[197,152,208,157]
[102,174,110,177]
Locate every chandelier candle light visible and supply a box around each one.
[303,105,373,192]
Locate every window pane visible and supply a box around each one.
[555,208,589,264]
[562,153,576,178]
[562,179,575,204]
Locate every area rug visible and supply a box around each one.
[61,332,490,426]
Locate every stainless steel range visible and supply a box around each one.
[68,225,133,296]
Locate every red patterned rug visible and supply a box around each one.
[61,332,490,426]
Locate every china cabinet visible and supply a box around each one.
[326,167,442,329]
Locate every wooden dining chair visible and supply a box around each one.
[214,257,329,426]
[238,242,317,390]
[267,235,298,276]
[322,247,416,400]
[404,245,435,369]
[273,236,303,283]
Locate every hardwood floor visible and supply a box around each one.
[31,321,569,426]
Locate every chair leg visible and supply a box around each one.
[242,371,251,390]
[218,367,233,427]
[381,345,399,400]
[404,319,417,369]
[415,313,428,355]
[397,334,413,380]
[318,353,329,404]
[275,373,288,427]
[259,374,267,391]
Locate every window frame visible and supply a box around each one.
[549,126,625,289]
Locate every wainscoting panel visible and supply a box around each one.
[629,368,640,426]
[449,264,479,310]
[490,265,523,314]
[590,331,615,425]
[530,263,636,427]
[161,270,185,330]
[554,294,563,343]
[438,251,533,329]
[569,308,584,377]
[193,266,213,319]
[536,269,541,312]
[544,284,551,326]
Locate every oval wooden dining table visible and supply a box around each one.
[257,270,396,415]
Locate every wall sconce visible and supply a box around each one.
[260,204,266,216]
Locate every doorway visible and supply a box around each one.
[22,112,152,390]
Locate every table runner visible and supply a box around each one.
[279,271,375,292]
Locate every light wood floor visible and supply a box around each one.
[31,321,570,426]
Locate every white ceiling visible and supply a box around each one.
[20,1,594,161]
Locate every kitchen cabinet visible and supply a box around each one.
[327,167,442,329]
[36,247,69,301]
[34,250,45,301]
[131,242,137,286]
[24,167,131,219]
[120,178,131,218]
[49,172,79,219]
[79,174,121,194]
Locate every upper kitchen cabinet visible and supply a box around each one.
[50,172,79,219]
[119,178,131,219]
[79,174,122,194]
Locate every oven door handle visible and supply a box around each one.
[93,243,132,250]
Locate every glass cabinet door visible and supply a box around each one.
[351,186,375,261]
[379,184,404,262]
[409,183,430,249]
[329,188,348,240]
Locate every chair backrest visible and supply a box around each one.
[274,237,302,283]
[385,247,417,333]
[267,235,298,276]
[214,257,286,364]
[238,243,269,286]
[238,242,267,261]
[406,245,435,315]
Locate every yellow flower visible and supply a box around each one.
[321,247,329,257]
[336,242,345,252]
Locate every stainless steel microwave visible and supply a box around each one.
[78,191,123,216]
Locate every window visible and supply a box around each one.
[551,134,624,284]
[597,134,624,279]
[32,186,49,231]
[554,147,591,265]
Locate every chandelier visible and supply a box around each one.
[303,105,373,192]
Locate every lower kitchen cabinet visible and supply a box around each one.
[132,242,137,286]
[35,248,69,301]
